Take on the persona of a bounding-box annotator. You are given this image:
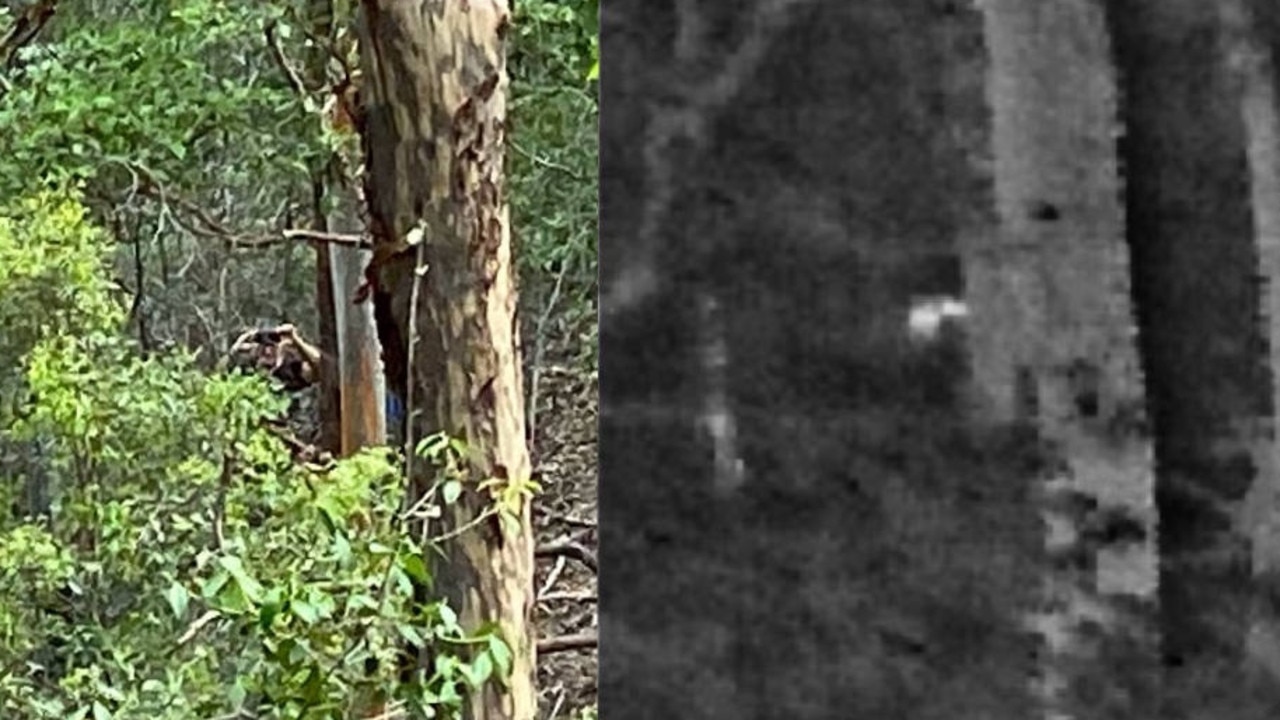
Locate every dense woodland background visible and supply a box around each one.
[0,0,597,718]
[603,1,1280,718]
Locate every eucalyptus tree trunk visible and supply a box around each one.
[357,2,535,719]
[981,2,1159,716]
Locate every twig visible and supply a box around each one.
[264,20,310,97]
[176,610,221,647]
[546,687,568,720]
[537,591,597,604]
[402,238,427,531]
[527,260,569,445]
[537,556,567,600]
[535,508,596,528]
[510,141,585,181]
[537,632,597,655]
[282,228,370,248]
[535,540,598,573]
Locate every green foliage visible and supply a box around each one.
[0,0,328,350]
[0,196,510,718]
[0,191,124,384]
[0,1,307,199]
[510,0,599,359]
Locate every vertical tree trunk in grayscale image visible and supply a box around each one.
[981,1,1159,716]
[1108,0,1266,697]
[1220,0,1280,679]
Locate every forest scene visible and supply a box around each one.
[0,1,597,719]
[602,0,1280,719]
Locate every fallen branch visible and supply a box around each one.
[535,540,597,573]
[537,591,597,603]
[535,508,597,528]
[537,632,597,655]
[537,556,567,600]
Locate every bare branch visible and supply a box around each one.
[264,20,311,98]
[537,632,597,655]
[535,540,598,573]
[282,228,370,248]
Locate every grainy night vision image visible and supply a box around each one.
[601,1,1280,718]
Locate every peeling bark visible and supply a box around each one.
[357,2,534,719]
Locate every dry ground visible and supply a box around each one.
[528,325,599,719]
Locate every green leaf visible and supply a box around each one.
[442,479,463,505]
[488,635,512,678]
[397,622,426,648]
[217,555,263,603]
[291,600,319,624]
[586,59,599,81]
[165,581,189,619]
[228,679,247,708]
[201,570,229,600]
[399,551,431,586]
[92,701,111,720]
[466,650,494,687]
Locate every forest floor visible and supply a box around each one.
[528,321,599,719]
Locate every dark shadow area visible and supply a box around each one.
[601,1,1043,718]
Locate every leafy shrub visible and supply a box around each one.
[0,193,507,719]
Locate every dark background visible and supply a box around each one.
[599,2,1046,718]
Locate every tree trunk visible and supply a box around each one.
[1219,0,1280,680]
[330,229,387,454]
[306,0,344,456]
[982,1,1160,716]
[357,2,535,719]
[1107,0,1264,693]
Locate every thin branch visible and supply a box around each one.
[527,259,569,444]
[537,632,597,655]
[174,610,221,649]
[510,141,585,181]
[537,591,597,603]
[535,540,598,574]
[534,508,596,528]
[283,228,371,248]
[537,556,567,599]
[126,163,368,250]
[264,20,310,98]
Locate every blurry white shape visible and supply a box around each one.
[698,293,746,495]
[907,295,969,340]
[602,263,659,318]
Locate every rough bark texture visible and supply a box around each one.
[357,2,535,719]
[982,1,1159,716]
[1107,0,1264,687]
